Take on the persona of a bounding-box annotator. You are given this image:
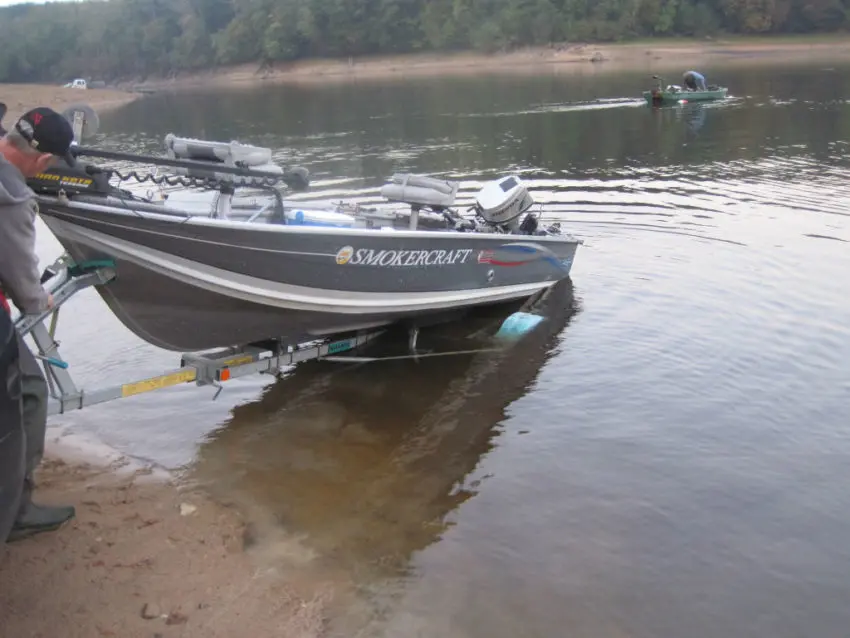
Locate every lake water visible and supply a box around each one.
[33,62,850,637]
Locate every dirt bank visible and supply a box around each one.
[0,454,330,638]
[0,84,139,123]
[129,35,850,90]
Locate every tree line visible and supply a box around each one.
[0,0,848,83]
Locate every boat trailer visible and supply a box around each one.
[13,251,552,417]
[13,253,384,416]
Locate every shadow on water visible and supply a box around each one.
[188,280,581,580]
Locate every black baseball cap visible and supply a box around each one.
[13,107,76,166]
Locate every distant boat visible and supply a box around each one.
[643,75,728,106]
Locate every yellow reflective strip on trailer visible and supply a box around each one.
[221,355,254,367]
[121,369,197,397]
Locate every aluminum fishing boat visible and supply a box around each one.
[23,114,581,353]
[643,74,728,106]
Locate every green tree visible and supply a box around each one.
[0,0,847,83]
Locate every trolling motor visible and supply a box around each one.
[5,103,313,198]
[650,75,665,106]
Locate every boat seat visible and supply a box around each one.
[380,173,458,209]
[164,134,274,168]
[164,133,283,185]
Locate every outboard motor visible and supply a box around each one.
[473,175,535,233]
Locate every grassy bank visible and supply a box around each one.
[128,34,850,90]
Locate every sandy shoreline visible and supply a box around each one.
[5,36,850,99]
[129,35,850,90]
[0,452,329,638]
[0,84,140,123]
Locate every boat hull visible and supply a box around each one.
[38,198,580,352]
[643,87,728,104]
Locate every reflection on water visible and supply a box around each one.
[190,282,580,581]
[34,60,850,637]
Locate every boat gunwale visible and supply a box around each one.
[37,195,582,244]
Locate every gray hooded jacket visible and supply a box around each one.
[0,152,49,314]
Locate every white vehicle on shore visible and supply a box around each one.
[63,78,87,89]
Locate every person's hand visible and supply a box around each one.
[46,293,54,310]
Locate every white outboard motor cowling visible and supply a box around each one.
[474,175,534,230]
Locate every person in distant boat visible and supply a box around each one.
[682,71,707,91]
[0,106,77,542]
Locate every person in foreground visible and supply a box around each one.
[0,106,78,542]
[682,70,708,91]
